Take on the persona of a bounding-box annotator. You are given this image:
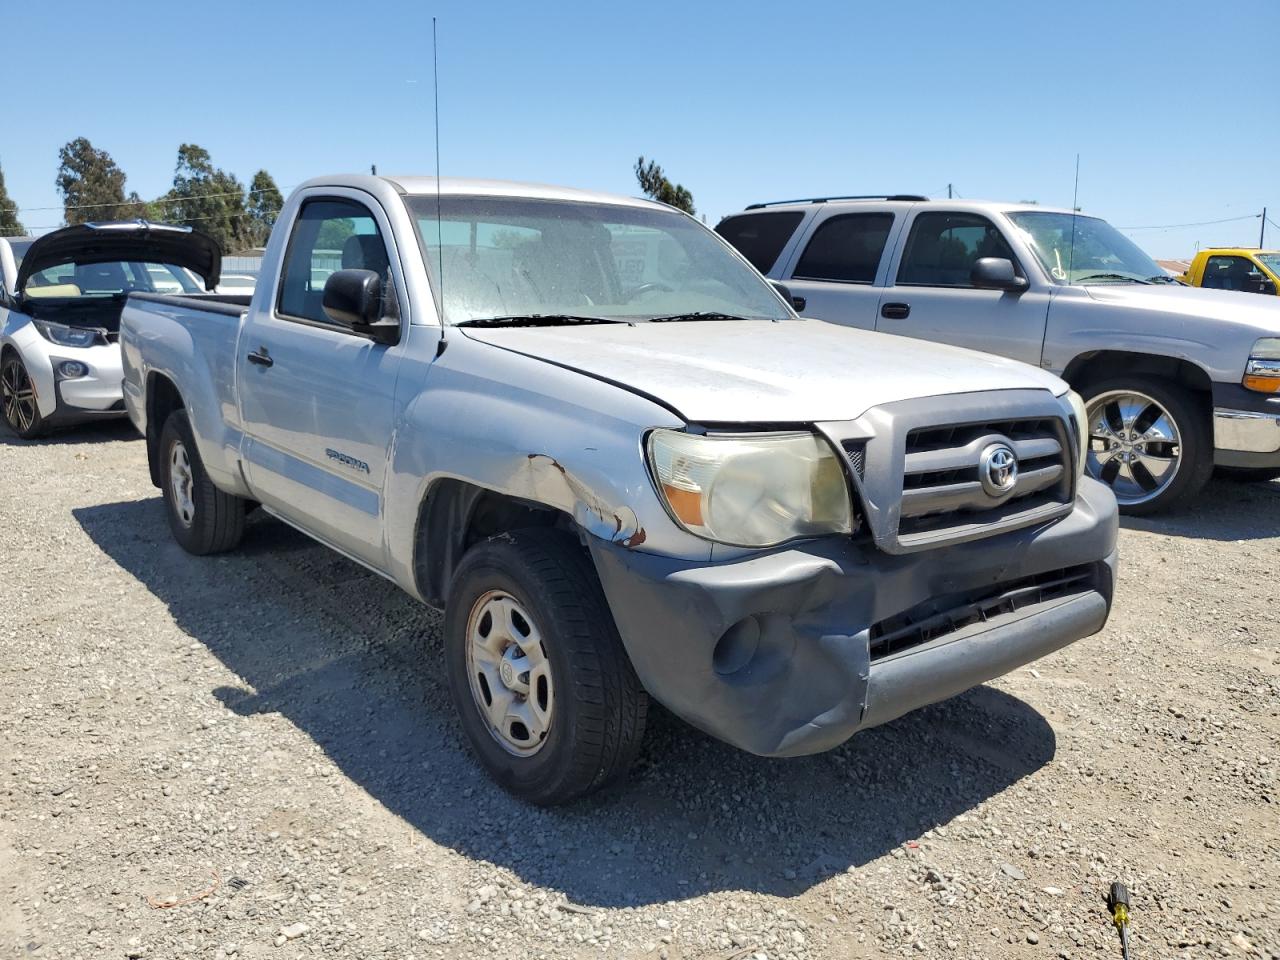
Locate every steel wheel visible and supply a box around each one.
[465,590,554,757]
[1,357,37,434]
[1085,389,1182,506]
[168,439,196,527]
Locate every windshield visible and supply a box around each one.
[1006,211,1165,284]
[406,196,791,325]
[23,260,202,298]
[1257,253,1280,276]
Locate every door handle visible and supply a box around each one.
[247,348,274,368]
[880,302,911,320]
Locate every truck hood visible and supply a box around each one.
[15,220,221,293]
[463,319,1066,422]
[1083,283,1280,335]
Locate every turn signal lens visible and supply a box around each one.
[1243,358,1280,394]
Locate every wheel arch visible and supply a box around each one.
[144,371,185,488]
[412,478,577,608]
[1061,350,1213,398]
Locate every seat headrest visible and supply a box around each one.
[341,234,390,275]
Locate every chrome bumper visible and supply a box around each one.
[1214,406,1280,453]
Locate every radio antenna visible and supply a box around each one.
[432,16,445,328]
[1067,153,1080,283]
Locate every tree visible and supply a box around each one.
[161,144,251,253]
[56,137,136,224]
[0,163,23,236]
[634,156,695,214]
[246,170,284,247]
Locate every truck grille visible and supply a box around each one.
[896,417,1073,546]
[868,563,1096,661]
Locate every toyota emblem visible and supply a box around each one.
[979,443,1019,497]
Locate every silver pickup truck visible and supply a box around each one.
[718,197,1280,514]
[121,175,1118,804]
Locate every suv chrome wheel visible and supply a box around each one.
[169,439,196,527]
[1,358,37,434]
[465,591,554,756]
[1085,389,1182,506]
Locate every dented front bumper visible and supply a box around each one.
[589,477,1118,757]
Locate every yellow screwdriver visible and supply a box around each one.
[1107,882,1132,959]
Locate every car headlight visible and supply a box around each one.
[1243,337,1280,393]
[32,319,100,348]
[647,429,853,547]
[1064,389,1089,477]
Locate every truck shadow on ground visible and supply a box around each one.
[1120,476,1280,542]
[75,497,1058,908]
[0,419,139,447]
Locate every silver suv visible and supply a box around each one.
[719,196,1280,514]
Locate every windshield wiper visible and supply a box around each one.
[1075,273,1151,284]
[1146,275,1184,284]
[646,311,758,323]
[455,314,624,328]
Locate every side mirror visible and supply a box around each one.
[1244,273,1277,296]
[770,280,806,313]
[1263,278,1278,296]
[971,257,1028,292]
[322,269,396,341]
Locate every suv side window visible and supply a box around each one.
[897,212,1017,287]
[278,197,395,326]
[1202,254,1257,291]
[715,212,803,274]
[792,213,894,284]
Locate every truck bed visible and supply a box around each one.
[126,291,253,316]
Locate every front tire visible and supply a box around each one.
[1,352,46,439]
[1079,375,1212,515]
[444,529,647,805]
[159,409,246,554]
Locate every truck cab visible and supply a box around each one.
[1182,247,1280,296]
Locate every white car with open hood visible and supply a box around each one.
[0,221,220,438]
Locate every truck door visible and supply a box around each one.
[874,210,1049,366]
[776,207,901,329]
[236,192,411,568]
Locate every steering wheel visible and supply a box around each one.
[623,282,674,302]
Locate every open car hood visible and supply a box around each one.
[15,220,222,293]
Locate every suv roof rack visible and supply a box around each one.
[744,194,928,210]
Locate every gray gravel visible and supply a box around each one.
[2,421,1278,960]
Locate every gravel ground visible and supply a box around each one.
[2,421,1278,960]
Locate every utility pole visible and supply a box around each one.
[947,183,952,199]
[371,164,378,175]
[1262,207,1267,248]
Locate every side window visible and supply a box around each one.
[278,198,394,326]
[896,212,1017,287]
[1202,255,1256,291]
[792,213,894,284]
[715,212,803,274]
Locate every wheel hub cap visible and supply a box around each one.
[1085,390,1182,506]
[169,440,196,527]
[465,592,553,757]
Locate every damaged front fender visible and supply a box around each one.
[522,454,646,548]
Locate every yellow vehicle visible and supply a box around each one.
[1182,248,1280,295]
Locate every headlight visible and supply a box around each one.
[1064,389,1089,477]
[32,319,100,348]
[1243,338,1280,393]
[647,429,853,547]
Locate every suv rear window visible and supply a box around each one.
[793,213,894,284]
[716,212,803,274]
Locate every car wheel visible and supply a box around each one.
[1079,375,1212,515]
[1,352,46,439]
[159,409,246,554]
[444,529,648,805]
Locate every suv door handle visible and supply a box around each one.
[247,348,274,368]
[880,302,911,320]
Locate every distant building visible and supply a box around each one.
[1156,259,1191,277]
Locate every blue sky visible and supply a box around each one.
[3,0,1275,257]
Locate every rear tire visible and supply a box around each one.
[159,409,245,554]
[1,352,47,439]
[444,529,647,805]
[1079,375,1212,516]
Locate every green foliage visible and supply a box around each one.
[160,144,251,254]
[634,156,695,215]
[246,170,284,247]
[0,163,23,236]
[56,137,136,224]
[316,218,356,251]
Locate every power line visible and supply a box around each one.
[17,185,291,213]
[1119,214,1259,231]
